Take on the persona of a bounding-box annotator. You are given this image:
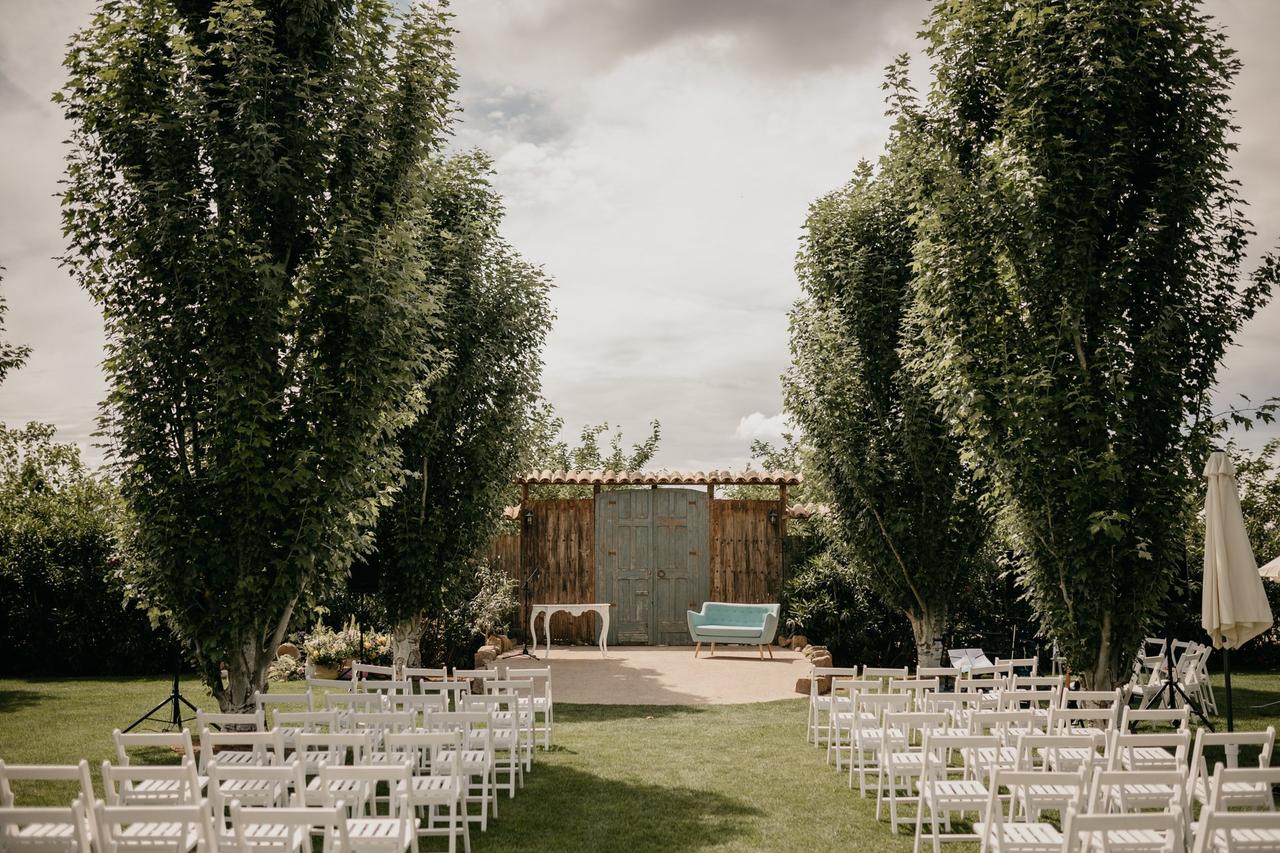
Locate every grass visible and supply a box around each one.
[2,672,1278,851]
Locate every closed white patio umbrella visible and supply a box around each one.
[1260,554,1280,582]
[1202,451,1274,733]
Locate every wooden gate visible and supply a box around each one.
[595,488,709,645]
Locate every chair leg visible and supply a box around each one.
[694,641,701,658]
[758,644,764,660]
[710,642,715,657]
[766,644,774,659]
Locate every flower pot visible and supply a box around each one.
[313,663,339,680]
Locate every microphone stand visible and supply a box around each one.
[511,565,542,660]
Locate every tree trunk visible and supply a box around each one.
[907,605,946,668]
[391,614,428,669]
[1081,609,1119,689]
[215,637,271,713]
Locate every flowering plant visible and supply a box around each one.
[303,622,358,667]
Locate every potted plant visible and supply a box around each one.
[304,623,356,679]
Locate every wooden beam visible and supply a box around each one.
[778,484,788,584]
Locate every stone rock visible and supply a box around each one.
[776,635,790,648]
[801,644,815,657]
[277,642,300,660]
[790,635,809,650]
[474,645,499,669]
[810,654,834,670]
[500,635,515,653]
[795,676,832,695]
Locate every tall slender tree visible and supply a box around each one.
[898,0,1277,686]
[0,273,31,386]
[58,0,456,709]
[371,152,552,667]
[786,160,990,667]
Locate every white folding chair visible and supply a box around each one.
[1187,727,1276,811]
[112,729,201,774]
[505,667,554,750]
[487,679,535,771]
[297,733,374,788]
[997,657,1039,677]
[416,683,471,713]
[101,761,203,807]
[828,678,881,769]
[424,712,496,831]
[324,693,385,717]
[351,663,396,687]
[314,765,416,853]
[271,711,340,751]
[92,801,217,853]
[1086,768,1188,825]
[1061,805,1182,853]
[877,711,949,832]
[383,731,471,853]
[0,759,95,810]
[913,733,996,853]
[228,801,345,853]
[387,692,446,718]
[206,760,307,846]
[460,694,523,797]
[253,692,313,716]
[1121,706,1190,733]
[807,666,860,746]
[1014,733,1105,776]
[1106,730,1190,773]
[0,799,92,853]
[1191,765,1280,853]
[890,678,941,711]
[305,678,355,695]
[199,730,287,774]
[974,767,1087,853]
[848,692,911,796]
[964,710,1038,784]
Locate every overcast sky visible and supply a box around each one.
[1,1,1277,470]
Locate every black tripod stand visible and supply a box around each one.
[1152,634,1213,731]
[125,644,200,732]
[509,565,542,660]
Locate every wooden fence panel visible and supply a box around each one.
[710,499,782,603]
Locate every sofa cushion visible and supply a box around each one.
[701,603,777,626]
[696,625,764,638]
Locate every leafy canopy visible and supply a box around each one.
[58,0,457,706]
[898,0,1276,684]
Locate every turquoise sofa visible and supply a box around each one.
[687,602,780,658]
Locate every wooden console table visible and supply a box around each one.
[530,603,611,657]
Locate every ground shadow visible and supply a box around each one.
[0,688,43,714]
[556,703,710,723]
[471,764,761,852]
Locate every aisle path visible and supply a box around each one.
[497,645,808,704]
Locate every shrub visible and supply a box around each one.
[0,423,171,676]
[267,654,304,683]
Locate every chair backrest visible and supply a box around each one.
[195,709,265,733]
[316,762,414,818]
[1192,810,1280,853]
[1121,706,1189,732]
[199,728,287,772]
[0,799,91,853]
[360,679,412,696]
[487,678,534,703]
[111,728,197,767]
[402,666,450,682]
[1062,805,1182,853]
[1188,726,1276,800]
[1014,733,1104,772]
[206,760,307,814]
[504,667,553,702]
[920,733,998,777]
[323,692,385,713]
[832,678,883,702]
[997,657,1039,676]
[1058,688,1123,711]
[383,730,463,777]
[998,688,1060,714]
[229,801,348,853]
[923,693,985,726]
[100,760,203,806]
[296,732,374,768]
[272,709,340,734]
[855,692,911,727]
[351,662,396,682]
[956,674,1009,694]
[967,709,1039,744]
[93,801,217,853]
[1106,730,1191,771]
[425,711,494,753]
[916,666,961,680]
[0,759,93,808]
[1086,768,1187,815]
[888,677,939,696]
[981,767,1087,846]
[862,666,910,680]
[1203,764,1280,812]
[415,681,472,711]
[1009,674,1063,693]
[306,677,355,694]
[460,694,520,742]
[253,691,313,713]
[388,692,447,715]
[343,711,416,739]
[1047,705,1118,735]
[883,711,948,747]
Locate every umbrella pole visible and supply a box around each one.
[1224,647,1234,732]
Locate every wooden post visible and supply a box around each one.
[707,482,716,601]
[778,484,788,585]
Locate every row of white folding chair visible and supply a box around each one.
[1192,765,1280,853]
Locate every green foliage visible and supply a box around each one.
[58,0,457,709]
[266,654,304,682]
[520,409,662,500]
[368,151,551,658]
[0,273,30,386]
[469,559,519,639]
[897,0,1277,685]
[780,548,915,667]
[0,423,168,675]
[786,159,991,665]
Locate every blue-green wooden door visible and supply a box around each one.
[596,488,709,645]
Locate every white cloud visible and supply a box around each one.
[733,412,793,445]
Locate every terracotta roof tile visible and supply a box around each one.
[515,469,801,487]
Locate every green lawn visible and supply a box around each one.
[2,673,1278,852]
